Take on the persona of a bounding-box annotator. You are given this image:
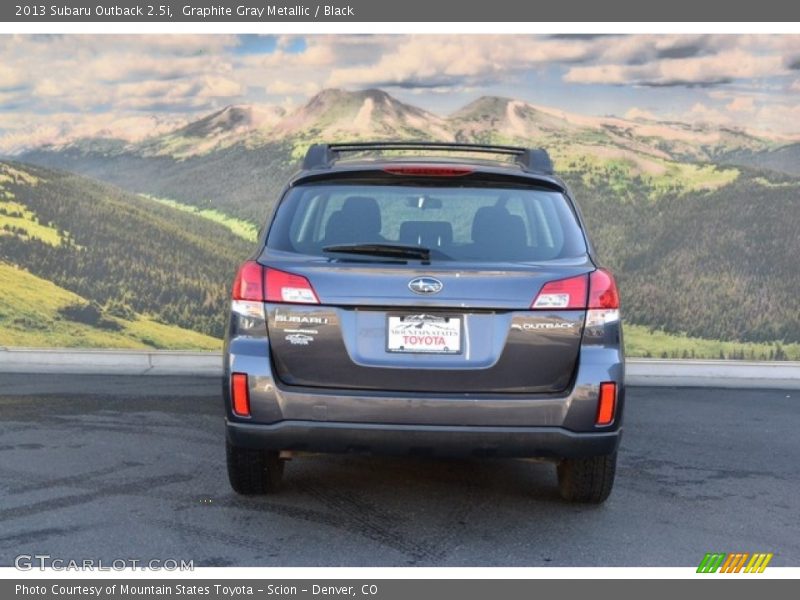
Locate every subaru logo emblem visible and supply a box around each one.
[408,277,443,295]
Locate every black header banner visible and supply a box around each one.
[3,0,800,22]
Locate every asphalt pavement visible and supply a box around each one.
[0,374,797,567]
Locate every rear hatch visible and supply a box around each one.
[261,173,592,394]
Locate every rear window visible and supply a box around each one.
[267,183,587,262]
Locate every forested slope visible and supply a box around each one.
[0,161,252,339]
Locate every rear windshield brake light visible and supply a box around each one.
[383,165,474,177]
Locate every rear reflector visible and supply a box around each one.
[532,274,588,309]
[265,268,319,304]
[383,165,474,177]
[596,382,617,426]
[231,373,250,417]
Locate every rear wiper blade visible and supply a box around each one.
[322,243,431,261]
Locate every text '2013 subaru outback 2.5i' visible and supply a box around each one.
[224,142,624,503]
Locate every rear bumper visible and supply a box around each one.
[226,419,622,459]
[224,337,625,430]
[223,322,625,457]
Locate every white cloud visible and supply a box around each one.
[110,76,243,111]
[0,111,188,153]
[266,80,320,95]
[726,96,756,112]
[624,107,662,121]
[3,33,800,151]
[565,50,786,86]
[668,99,800,136]
[0,34,257,131]
[0,64,25,90]
[31,78,62,98]
[326,36,593,89]
[244,43,336,68]
[689,102,723,117]
[750,103,800,135]
[597,34,715,64]
[323,35,787,91]
[563,64,633,85]
[87,53,232,84]
[197,74,244,97]
[684,102,734,126]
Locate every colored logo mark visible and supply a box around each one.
[697,552,773,573]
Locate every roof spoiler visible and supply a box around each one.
[301,142,554,175]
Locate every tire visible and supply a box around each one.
[557,452,617,504]
[226,440,284,495]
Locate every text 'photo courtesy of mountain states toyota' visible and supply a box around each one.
[224,142,623,504]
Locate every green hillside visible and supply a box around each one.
[567,171,800,344]
[722,143,800,177]
[625,325,800,361]
[141,194,259,242]
[0,161,252,342]
[0,261,220,349]
[22,141,296,224]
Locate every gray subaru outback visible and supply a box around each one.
[223,142,624,503]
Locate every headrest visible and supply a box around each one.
[399,221,453,247]
[341,196,381,234]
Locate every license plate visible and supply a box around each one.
[386,314,462,354]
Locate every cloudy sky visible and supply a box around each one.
[1,34,799,152]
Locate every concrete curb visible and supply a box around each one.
[0,347,221,377]
[1,347,799,389]
[624,359,800,390]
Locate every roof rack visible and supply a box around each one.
[301,142,554,175]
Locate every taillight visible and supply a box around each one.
[596,382,617,426]
[231,373,251,417]
[383,165,474,177]
[585,268,620,327]
[531,269,620,312]
[265,268,319,304]
[232,261,265,301]
[588,268,620,309]
[532,274,588,309]
[231,263,319,304]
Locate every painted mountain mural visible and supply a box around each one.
[4,89,800,358]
